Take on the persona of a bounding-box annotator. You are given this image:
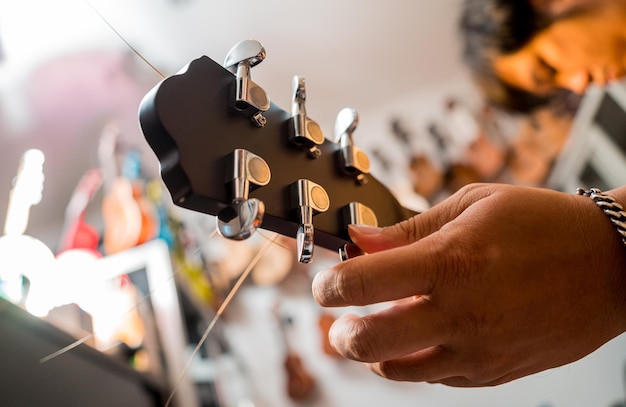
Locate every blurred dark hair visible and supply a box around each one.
[459,0,557,113]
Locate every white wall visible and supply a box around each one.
[222,280,626,407]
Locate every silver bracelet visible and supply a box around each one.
[576,188,626,246]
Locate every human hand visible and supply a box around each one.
[312,183,626,386]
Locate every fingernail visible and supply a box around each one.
[348,224,383,236]
[347,224,383,245]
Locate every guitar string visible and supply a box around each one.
[39,334,95,364]
[82,0,340,308]
[82,0,338,273]
[85,0,165,80]
[41,0,192,364]
[164,234,278,407]
[56,4,341,404]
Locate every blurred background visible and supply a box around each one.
[0,1,625,406]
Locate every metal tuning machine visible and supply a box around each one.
[334,107,371,185]
[344,202,378,228]
[217,149,271,240]
[338,202,378,261]
[291,179,330,263]
[290,76,325,158]
[223,40,271,127]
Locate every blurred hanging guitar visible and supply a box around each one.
[139,40,416,263]
[120,149,159,246]
[273,307,317,402]
[57,167,103,256]
[99,125,157,255]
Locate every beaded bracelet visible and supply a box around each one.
[576,188,626,246]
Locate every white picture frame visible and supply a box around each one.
[97,239,198,407]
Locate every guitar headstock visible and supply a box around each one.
[139,40,416,262]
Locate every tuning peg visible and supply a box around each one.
[334,107,371,185]
[291,179,330,263]
[223,40,271,127]
[338,202,377,262]
[217,149,271,240]
[290,76,325,158]
[343,202,378,228]
[338,244,365,262]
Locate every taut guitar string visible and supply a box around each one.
[51,4,339,405]
[164,234,279,407]
[156,231,331,406]
[39,334,94,364]
[85,0,165,79]
[163,233,337,406]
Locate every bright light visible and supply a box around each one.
[55,248,102,309]
[0,0,123,131]
[0,0,118,74]
[4,149,45,236]
[0,234,56,315]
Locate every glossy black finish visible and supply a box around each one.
[139,56,416,251]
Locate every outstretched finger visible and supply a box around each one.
[313,232,450,307]
[327,299,448,362]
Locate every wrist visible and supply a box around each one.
[576,188,626,245]
[583,186,626,332]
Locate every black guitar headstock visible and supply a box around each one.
[139,40,416,263]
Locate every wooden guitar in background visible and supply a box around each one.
[139,40,416,263]
[57,167,103,256]
[276,312,317,402]
[99,125,158,255]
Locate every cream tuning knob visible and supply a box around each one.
[337,202,378,262]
